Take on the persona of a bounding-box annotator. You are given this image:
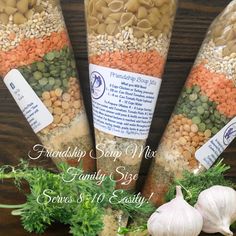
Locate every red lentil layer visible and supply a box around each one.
[186,63,236,118]
[89,50,165,78]
[0,30,70,76]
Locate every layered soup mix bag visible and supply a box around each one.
[1,0,94,170]
[85,0,178,191]
[143,0,236,206]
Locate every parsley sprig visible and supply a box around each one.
[0,161,154,236]
[165,159,236,206]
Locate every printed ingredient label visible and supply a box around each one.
[89,64,162,140]
[4,69,54,133]
[195,116,236,169]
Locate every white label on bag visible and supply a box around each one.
[3,69,54,133]
[89,64,162,140]
[195,117,236,169]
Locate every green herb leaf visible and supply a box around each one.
[165,159,236,205]
[0,161,154,235]
[118,224,147,235]
[69,197,104,236]
[231,221,236,229]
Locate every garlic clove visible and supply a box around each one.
[195,185,236,236]
[219,226,233,236]
[148,186,203,236]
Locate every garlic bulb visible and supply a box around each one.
[147,186,203,236]
[195,185,236,236]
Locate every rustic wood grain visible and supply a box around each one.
[0,0,235,235]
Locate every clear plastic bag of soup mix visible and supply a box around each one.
[143,0,236,206]
[0,0,94,170]
[85,0,178,191]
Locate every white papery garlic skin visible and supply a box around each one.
[195,185,236,236]
[147,186,203,236]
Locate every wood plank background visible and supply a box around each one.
[0,0,235,235]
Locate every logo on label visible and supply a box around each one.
[10,82,15,90]
[223,122,236,145]
[90,71,105,99]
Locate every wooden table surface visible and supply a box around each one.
[0,0,235,235]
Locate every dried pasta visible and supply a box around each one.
[137,6,148,19]
[137,19,152,32]
[108,0,124,12]
[86,0,177,38]
[125,0,140,12]
[120,12,135,27]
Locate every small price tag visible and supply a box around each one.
[4,69,53,133]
